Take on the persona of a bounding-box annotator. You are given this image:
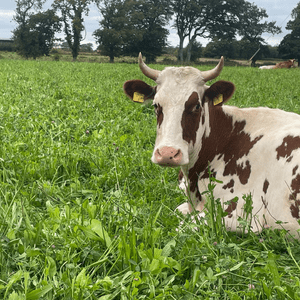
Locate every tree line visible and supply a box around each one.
[12,0,300,64]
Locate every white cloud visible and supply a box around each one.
[0,10,15,19]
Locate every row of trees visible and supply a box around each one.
[94,0,283,63]
[12,0,300,64]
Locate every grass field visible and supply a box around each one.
[0,58,300,299]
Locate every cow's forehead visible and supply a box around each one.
[155,66,207,106]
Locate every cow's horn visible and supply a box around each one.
[202,56,224,82]
[138,52,160,81]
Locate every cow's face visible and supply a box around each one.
[123,53,235,167]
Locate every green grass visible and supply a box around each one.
[0,59,300,299]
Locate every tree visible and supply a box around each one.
[93,0,132,63]
[204,39,237,59]
[28,10,61,56]
[278,2,300,65]
[52,0,93,61]
[80,43,94,52]
[133,0,172,62]
[237,2,281,66]
[120,0,171,63]
[172,0,204,62]
[13,0,61,58]
[172,0,241,63]
[12,0,45,58]
[184,40,202,62]
[94,0,171,63]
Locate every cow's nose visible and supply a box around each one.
[155,147,183,166]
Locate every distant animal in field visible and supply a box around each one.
[123,53,300,238]
[259,59,296,70]
[275,59,296,69]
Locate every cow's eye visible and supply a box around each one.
[153,103,158,110]
[192,103,201,112]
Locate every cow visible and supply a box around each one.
[259,65,276,69]
[123,53,300,238]
[259,59,296,69]
[275,59,296,69]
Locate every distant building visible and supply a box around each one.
[0,38,15,51]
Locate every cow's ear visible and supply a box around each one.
[203,80,235,106]
[123,80,156,104]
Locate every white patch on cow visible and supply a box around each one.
[203,103,211,138]
[259,65,276,69]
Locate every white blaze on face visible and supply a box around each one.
[150,67,208,166]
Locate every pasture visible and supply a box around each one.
[0,59,300,299]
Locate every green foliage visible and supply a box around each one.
[0,60,300,299]
[172,0,281,63]
[13,1,60,59]
[94,0,171,63]
[52,0,93,61]
[278,2,300,62]
[93,0,132,63]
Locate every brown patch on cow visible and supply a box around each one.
[181,92,201,145]
[290,200,300,219]
[187,105,263,191]
[225,160,252,185]
[178,170,184,182]
[225,199,238,218]
[293,165,299,176]
[275,59,295,69]
[289,174,300,201]
[223,179,234,190]
[230,189,234,193]
[263,179,269,194]
[276,135,300,161]
[156,104,163,128]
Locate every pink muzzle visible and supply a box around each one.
[154,146,183,166]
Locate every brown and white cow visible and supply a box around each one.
[275,59,296,69]
[259,59,296,69]
[123,53,300,237]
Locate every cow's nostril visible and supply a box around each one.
[174,150,181,158]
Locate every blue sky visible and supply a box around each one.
[0,0,299,48]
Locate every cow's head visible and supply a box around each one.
[123,53,235,167]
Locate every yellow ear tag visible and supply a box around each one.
[133,92,145,103]
[213,94,223,106]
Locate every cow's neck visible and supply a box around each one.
[183,105,262,201]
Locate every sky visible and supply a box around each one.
[0,0,299,49]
